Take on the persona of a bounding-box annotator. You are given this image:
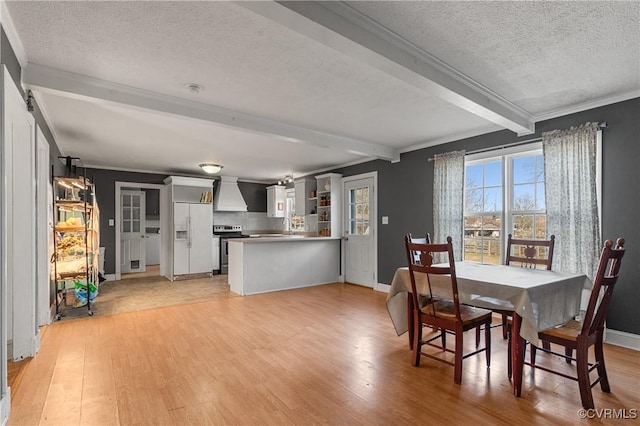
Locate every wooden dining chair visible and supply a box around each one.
[476,234,556,346]
[404,236,492,384]
[518,238,625,409]
[407,232,432,264]
[405,233,435,348]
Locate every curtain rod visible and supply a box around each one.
[427,121,607,162]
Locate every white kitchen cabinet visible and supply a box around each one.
[266,185,286,218]
[294,178,316,216]
[315,173,343,237]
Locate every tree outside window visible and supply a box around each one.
[463,148,546,264]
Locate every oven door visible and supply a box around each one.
[221,237,230,274]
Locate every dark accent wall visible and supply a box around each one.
[239,181,268,212]
[335,98,640,335]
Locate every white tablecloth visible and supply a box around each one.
[386,262,589,343]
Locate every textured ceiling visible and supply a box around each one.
[4,1,639,181]
[348,1,640,115]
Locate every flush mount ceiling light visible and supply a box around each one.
[278,174,294,185]
[199,163,223,174]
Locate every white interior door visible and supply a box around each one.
[343,175,376,287]
[121,190,146,273]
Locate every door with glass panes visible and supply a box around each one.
[121,190,146,273]
[343,176,375,287]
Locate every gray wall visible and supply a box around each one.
[335,98,640,335]
[239,181,268,212]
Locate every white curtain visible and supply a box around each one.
[433,150,465,260]
[543,122,601,281]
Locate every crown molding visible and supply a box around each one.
[399,125,502,155]
[532,90,640,123]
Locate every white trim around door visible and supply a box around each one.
[342,172,378,289]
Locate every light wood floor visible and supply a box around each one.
[7,283,640,425]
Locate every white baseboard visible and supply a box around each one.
[605,328,640,350]
[375,283,390,293]
[104,274,116,281]
[1,390,11,426]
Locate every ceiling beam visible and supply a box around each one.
[22,63,399,162]
[239,1,535,135]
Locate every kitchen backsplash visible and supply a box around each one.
[213,212,285,232]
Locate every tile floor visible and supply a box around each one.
[55,272,235,320]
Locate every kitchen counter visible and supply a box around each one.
[235,235,340,242]
[228,237,341,295]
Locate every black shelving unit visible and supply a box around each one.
[52,174,99,319]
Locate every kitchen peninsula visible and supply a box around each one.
[228,236,341,295]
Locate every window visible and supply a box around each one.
[463,145,545,264]
[285,189,304,231]
[348,186,370,235]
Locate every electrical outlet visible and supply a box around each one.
[109,219,115,226]
[382,216,389,225]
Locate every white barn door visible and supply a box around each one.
[2,67,38,363]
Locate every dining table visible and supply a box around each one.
[386,261,589,396]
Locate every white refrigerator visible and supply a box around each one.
[173,202,213,275]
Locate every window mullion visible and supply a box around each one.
[503,154,511,265]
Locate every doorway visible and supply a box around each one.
[115,182,165,281]
[342,172,378,288]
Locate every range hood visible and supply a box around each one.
[213,176,248,212]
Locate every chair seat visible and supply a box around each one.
[417,294,441,306]
[539,320,583,341]
[420,300,492,325]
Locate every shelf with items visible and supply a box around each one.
[314,173,342,237]
[163,176,214,204]
[52,176,100,319]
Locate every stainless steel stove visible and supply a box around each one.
[213,225,249,274]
